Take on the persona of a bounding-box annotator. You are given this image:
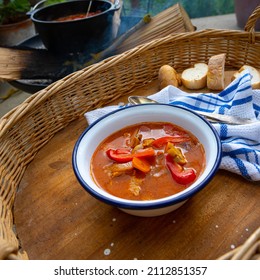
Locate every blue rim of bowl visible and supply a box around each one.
[72,104,222,210]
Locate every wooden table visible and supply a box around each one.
[13,78,260,260]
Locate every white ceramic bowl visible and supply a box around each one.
[72,104,221,217]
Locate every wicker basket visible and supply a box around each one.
[218,227,260,260]
[0,6,260,260]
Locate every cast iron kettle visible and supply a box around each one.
[29,0,120,54]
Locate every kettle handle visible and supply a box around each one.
[111,0,121,11]
[27,0,46,16]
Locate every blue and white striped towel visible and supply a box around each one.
[85,70,260,181]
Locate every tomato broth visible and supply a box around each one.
[55,11,102,22]
[91,122,206,200]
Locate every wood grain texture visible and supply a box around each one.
[0,47,65,80]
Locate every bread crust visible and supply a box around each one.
[158,65,181,89]
[233,65,260,89]
[207,53,226,90]
[181,63,208,90]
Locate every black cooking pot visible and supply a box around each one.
[29,0,120,54]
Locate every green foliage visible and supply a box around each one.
[0,0,66,24]
[0,0,31,24]
[44,0,66,5]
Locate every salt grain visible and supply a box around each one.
[112,218,116,222]
[104,249,111,256]
[172,220,176,224]
[230,244,236,250]
[111,243,114,247]
[215,225,219,228]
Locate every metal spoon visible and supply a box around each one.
[128,96,257,125]
[86,0,92,17]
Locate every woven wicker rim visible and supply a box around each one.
[0,5,259,260]
[218,227,260,260]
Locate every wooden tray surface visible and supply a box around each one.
[14,77,260,260]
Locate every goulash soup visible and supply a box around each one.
[91,122,206,200]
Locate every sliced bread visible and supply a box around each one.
[158,65,181,89]
[232,65,260,89]
[181,63,208,90]
[207,53,226,91]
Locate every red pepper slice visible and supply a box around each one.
[106,147,155,163]
[106,148,133,163]
[165,154,196,185]
[152,136,190,148]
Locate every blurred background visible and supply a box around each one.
[122,0,234,17]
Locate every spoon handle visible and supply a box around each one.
[86,0,93,17]
[128,96,257,125]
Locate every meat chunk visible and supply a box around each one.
[105,162,133,178]
[129,176,144,196]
